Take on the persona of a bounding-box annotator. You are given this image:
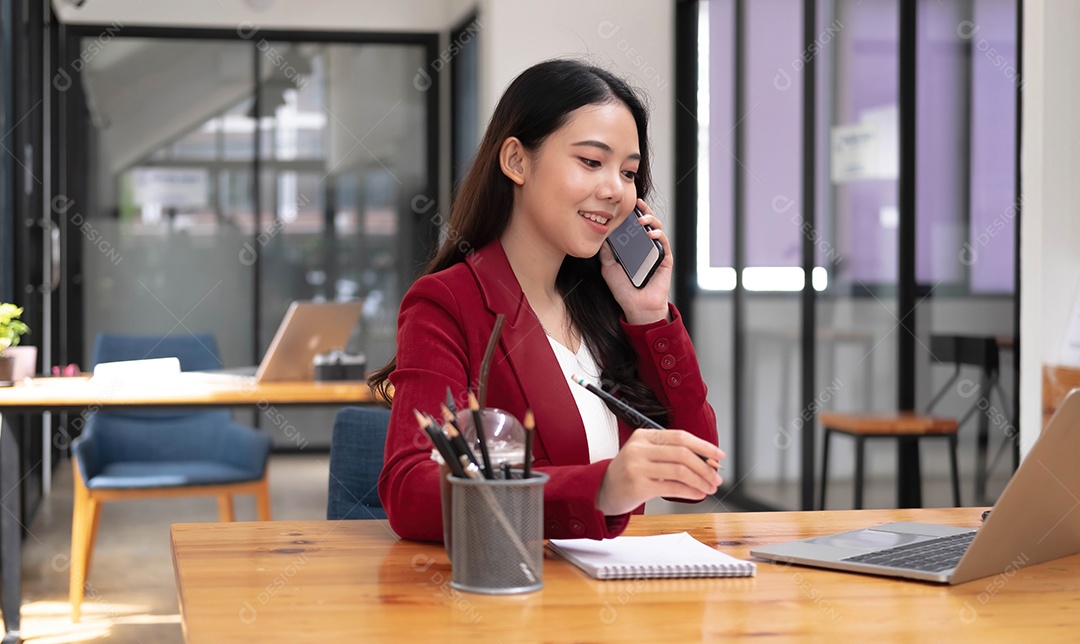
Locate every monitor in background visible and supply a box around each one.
[255,300,363,382]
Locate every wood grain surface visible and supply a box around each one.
[818,412,958,435]
[171,509,1080,642]
[0,375,374,409]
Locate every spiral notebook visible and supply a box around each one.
[547,532,756,580]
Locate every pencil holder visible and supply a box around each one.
[439,408,526,553]
[448,471,548,594]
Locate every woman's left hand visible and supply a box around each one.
[599,198,674,325]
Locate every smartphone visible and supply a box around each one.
[607,208,665,289]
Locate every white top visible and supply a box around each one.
[546,336,621,463]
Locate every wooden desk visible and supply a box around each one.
[171,509,1080,642]
[0,375,372,410]
[0,376,374,643]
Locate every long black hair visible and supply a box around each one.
[370,58,668,426]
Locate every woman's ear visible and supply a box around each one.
[499,137,528,186]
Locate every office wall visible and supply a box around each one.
[1020,0,1080,455]
[474,0,676,237]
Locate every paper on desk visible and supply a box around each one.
[90,357,181,389]
[548,532,755,580]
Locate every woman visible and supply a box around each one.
[371,59,723,542]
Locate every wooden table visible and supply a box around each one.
[0,375,372,409]
[171,509,1080,642]
[0,376,373,644]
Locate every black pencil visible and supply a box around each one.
[468,391,494,479]
[441,405,482,472]
[414,409,466,478]
[570,373,663,429]
[445,386,457,414]
[569,374,721,470]
[523,409,535,479]
[428,410,479,476]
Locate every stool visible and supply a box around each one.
[819,412,961,510]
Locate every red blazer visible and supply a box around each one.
[378,240,717,542]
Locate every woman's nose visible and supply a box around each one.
[595,169,622,202]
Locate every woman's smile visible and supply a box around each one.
[579,209,613,234]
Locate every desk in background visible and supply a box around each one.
[171,509,1080,642]
[0,376,373,644]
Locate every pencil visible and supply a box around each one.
[468,391,495,479]
[445,386,457,414]
[429,409,480,475]
[478,314,506,408]
[570,373,662,429]
[569,374,722,470]
[523,409,535,479]
[414,409,466,478]
[445,419,482,473]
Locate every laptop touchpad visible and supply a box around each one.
[807,529,936,552]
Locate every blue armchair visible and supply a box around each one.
[327,407,391,520]
[68,333,272,622]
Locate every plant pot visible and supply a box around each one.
[4,345,37,379]
[0,354,13,382]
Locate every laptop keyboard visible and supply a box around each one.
[842,530,977,572]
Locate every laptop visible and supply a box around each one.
[751,389,1080,584]
[195,300,362,383]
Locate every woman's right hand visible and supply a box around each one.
[596,429,725,516]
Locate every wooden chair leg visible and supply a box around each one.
[218,495,236,522]
[70,467,90,622]
[255,477,272,522]
[854,436,866,510]
[820,429,832,510]
[81,498,101,586]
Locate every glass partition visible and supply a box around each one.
[695,0,1018,510]
[79,36,432,448]
[740,0,805,508]
[81,38,258,368]
[917,0,1018,506]
[814,0,901,509]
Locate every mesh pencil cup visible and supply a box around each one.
[438,408,525,553]
[448,471,548,594]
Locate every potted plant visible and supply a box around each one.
[0,303,31,382]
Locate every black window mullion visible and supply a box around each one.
[1011,0,1023,472]
[732,0,747,485]
[252,43,262,369]
[673,0,698,320]
[897,0,920,508]
[0,0,13,301]
[799,0,818,512]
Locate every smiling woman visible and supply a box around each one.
[370,59,722,543]
[498,103,643,264]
